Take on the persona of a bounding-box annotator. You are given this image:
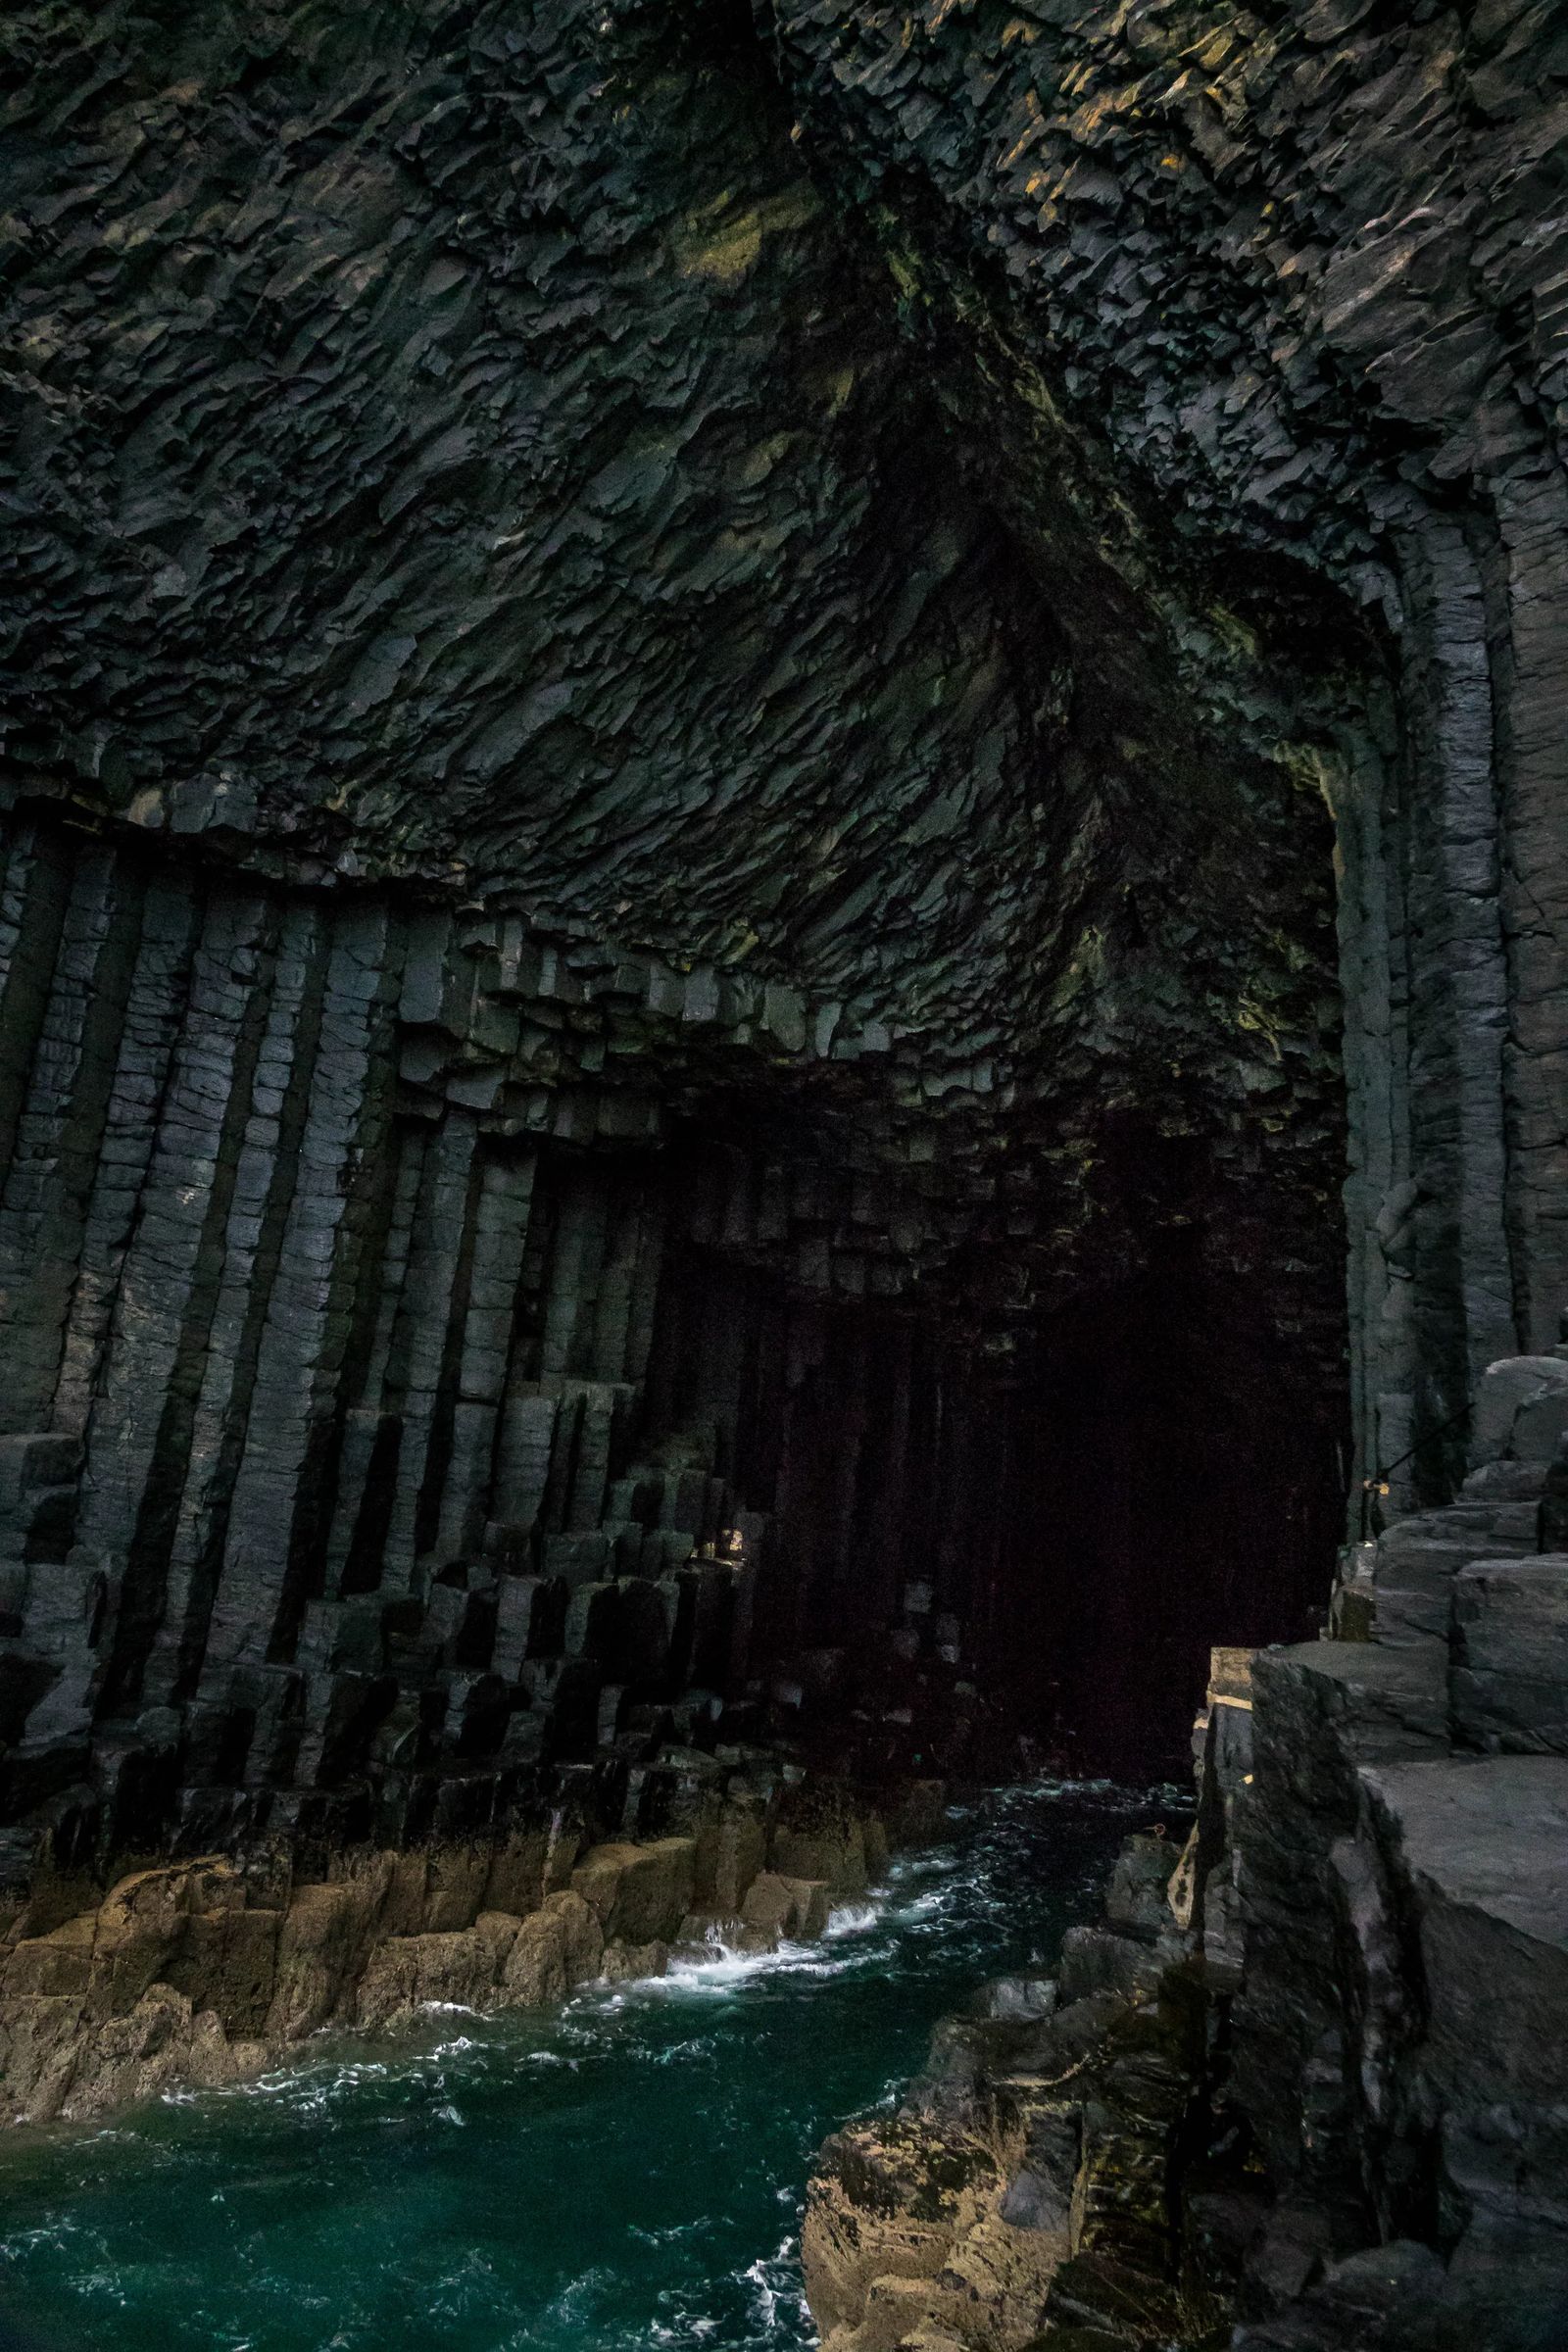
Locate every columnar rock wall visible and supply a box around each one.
[0,5,1563,2289]
[760,0,1568,1507]
[1,8,1559,1829]
[0,0,1348,1349]
[0,808,1054,1886]
[802,1364,1568,2352]
[1197,1354,1568,2345]
[0,0,1352,1898]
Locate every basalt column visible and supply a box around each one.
[0,0,1356,1892]
[761,0,1568,1512]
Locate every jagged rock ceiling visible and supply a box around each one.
[758,0,1568,1460]
[2,25,1567,2326]
[0,0,1351,1346]
[10,0,1562,1843]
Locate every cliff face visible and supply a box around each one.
[0,0,1560,2202]
[0,0,1356,1891]
[760,12,1568,2338]
[0,0,1348,1327]
[758,0,1568,1505]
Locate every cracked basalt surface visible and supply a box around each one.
[758,0,1568,1500]
[0,0,1355,1904]
[0,0,1347,1302]
[802,1365,1568,2351]
[3,0,1565,2196]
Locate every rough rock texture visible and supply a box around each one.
[0,0,1363,1893]
[0,1766,885,2125]
[802,1358,1568,2350]
[801,1839,1225,2352]
[2,12,1567,2328]
[0,0,1346,1343]
[1211,1362,1568,2347]
[760,0,1568,1508]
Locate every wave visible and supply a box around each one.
[633,1930,892,1999]
[819,1902,878,1939]
[0,1776,1163,2352]
[648,2234,812,2351]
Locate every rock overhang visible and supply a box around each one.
[0,0,1352,1346]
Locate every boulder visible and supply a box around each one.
[354,1912,517,2028]
[1451,1557,1568,1753]
[570,1838,696,1943]
[499,1887,605,2004]
[1370,1507,1536,1650]
[1231,1642,1447,2180]
[1357,1757,1568,2114]
[740,1871,830,1940]
[546,1889,605,1987]
[501,1908,568,2007]
[602,1938,668,1984]
[1471,1356,1568,1471]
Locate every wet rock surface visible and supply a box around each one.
[0,1760,891,2126]
[802,1360,1568,2349]
[1,5,1566,2339]
[801,1849,1222,2352]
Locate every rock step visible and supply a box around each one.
[1452,1556,1568,1754]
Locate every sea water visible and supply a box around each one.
[0,1782,1181,2352]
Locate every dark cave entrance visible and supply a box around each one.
[1011,1271,1345,1777]
[641,1129,1347,1785]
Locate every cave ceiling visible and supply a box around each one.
[0,0,1560,1895]
[5,0,1485,1357]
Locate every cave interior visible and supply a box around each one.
[0,0,1560,1880]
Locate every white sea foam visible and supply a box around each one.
[230,2053,392,2102]
[647,2234,809,2350]
[628,2217,707,2247]
[0,1776,1166,2352]
[819,1901,879,1939]
[740,2234,811,2339]
[886,1886,949,1921]
[0,2218,81,2254]
[641,1902,896,1999]
[658,1939,812,1990]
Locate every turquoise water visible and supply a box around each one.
[0,1784,1177,2352]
